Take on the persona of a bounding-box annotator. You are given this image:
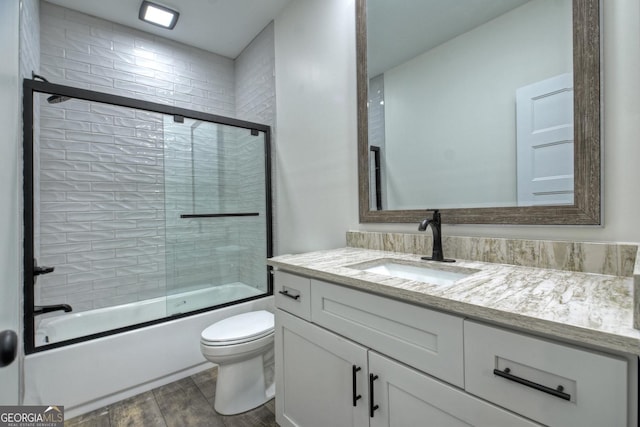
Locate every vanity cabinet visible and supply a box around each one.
[274,271,542,427]
[464,320,628,427]
[275,309,369,427]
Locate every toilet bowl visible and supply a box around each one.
[200,310,275,415]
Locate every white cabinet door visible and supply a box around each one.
[275,309,369,427]
[368,351,541,427]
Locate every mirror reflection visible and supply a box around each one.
[366,0,574,211]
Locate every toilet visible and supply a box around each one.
[200,310,275,415]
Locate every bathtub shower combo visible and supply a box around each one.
[23,78,273,354]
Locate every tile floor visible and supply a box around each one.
[65,368,276,427]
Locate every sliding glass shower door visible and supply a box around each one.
[163,117,270,316]
[24,79,272,353]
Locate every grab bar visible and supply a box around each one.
[180,212,259,219]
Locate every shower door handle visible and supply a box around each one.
[33,259,54,276]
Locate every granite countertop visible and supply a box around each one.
[268,247,640,355]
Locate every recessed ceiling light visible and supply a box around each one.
[139,1,179,30]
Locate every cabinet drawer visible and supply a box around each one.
[464,321,628,427]
[311,280,464,387]
[274,271,311,321]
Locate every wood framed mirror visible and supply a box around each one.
[357,0,601,225]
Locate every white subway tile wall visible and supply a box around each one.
[35,4,275,313]
[236,23,276,125]
[20,0,41,80]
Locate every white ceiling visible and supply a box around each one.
[45,0,532,73]
[367,0,531,76]
[44,0,292,59]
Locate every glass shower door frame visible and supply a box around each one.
[23,78,273,354]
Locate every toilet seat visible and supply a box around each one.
[201,310,274,346]
[199,309,276,415]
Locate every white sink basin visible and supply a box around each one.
[355,260,477,286]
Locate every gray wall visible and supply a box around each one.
[274,0,640,247]
[274,0,359,254]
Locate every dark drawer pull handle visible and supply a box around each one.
[278,290,300,300]
[369,373,379,417]
[493,368,571,401]
[352,365,362,407]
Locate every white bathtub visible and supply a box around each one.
[35,283,263,346]
[24,284,273,419]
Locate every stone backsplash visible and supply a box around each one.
[347,231,638,277]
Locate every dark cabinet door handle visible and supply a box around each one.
[493,368,571,401]
[0,330,18,368]
[369,373,379,417]
[352,365,362,406]
[278,290,300,300]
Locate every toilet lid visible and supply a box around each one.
[201,310,274,345]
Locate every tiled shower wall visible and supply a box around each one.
[235,24,276,125]
[20,0,40,81]
[39,4,236,115]
[35,3,275,311]
[234,24,275,289]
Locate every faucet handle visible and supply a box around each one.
[33,258,55,277]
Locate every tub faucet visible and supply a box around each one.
[33,304,72,315]
[418,210,455,263]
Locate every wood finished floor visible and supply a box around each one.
[65,368,277,427]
